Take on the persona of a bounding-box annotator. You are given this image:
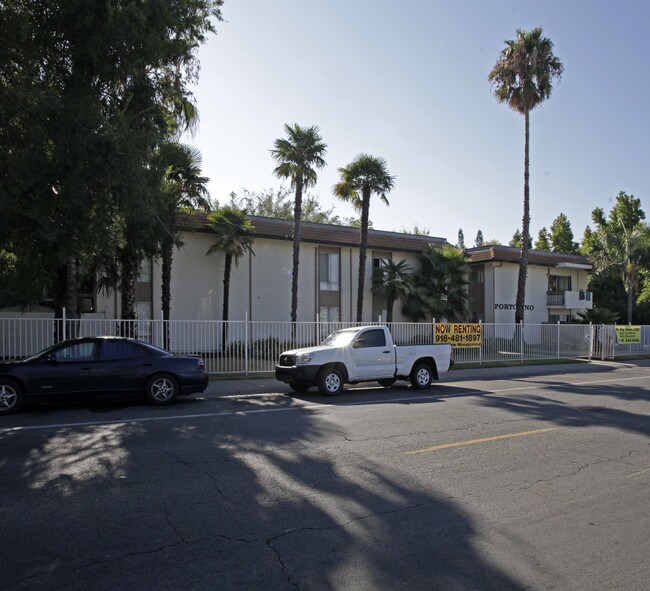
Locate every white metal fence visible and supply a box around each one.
[1,316,648,375]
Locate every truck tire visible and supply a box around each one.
[410,362,433,389]
[317,367,344,396]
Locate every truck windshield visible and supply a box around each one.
[321,330,358,347]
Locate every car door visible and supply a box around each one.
[351,329,394,379]
[94,340,154,394]
[27,341,98,399]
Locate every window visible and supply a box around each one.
[319,252,339,291]
[101,341,149,361]
[548,275,571,292]
[319,307,340,323]
[55,342,95,361]
[470,268,484,284]
[354,329,386,348]
[138,258,152,283]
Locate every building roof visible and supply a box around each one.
[466,245,592,269]
[181,212,447,254]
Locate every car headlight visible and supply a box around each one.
[296,353,314,365]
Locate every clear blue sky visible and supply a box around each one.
[187,0,650,245]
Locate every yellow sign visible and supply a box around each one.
[615,325,641,344]
[434,323,482,347]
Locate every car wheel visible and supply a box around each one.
[410,363,433,389]
[145,374,179,405]
[317,367,343,396]
[378,379,396,388]
[289,382,310,393]
[0,379,24,415]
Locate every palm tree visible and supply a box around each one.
[270,124,327,323]
[155,143,210,330]
[371,259,413,322]
[402,245,469,322]
[577,308,619,324]
[333,154,395,322]
[206,207,254,346]
[489,27,563,324]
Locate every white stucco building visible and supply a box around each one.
[85,217,595,325]
[93,214,448,323]
[466,245,593,324]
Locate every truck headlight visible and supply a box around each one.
[296,353,314,365]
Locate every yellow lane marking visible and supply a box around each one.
[405,427,559,455]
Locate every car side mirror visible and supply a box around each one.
[353,340,364,348]
[46,354,57,364]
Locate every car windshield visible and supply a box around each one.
[320,329,359,347]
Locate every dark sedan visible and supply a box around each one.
[0,336,209,414]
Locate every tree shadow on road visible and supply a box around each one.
[0,396,536,591]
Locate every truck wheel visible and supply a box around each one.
[378,379,396,388]
[410,363,433,389]
[289,381,310,393]
[318,367,343,396]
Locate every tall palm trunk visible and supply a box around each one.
[64,256,80,338]
[357,188,371,322]
[291,176,304,324]
[386,294,395,323]
[515,109,530,325]
[161,237,173,348]
[120,252,138,337]
[222,252,232,349]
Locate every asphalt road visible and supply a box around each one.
[1,361,649,590]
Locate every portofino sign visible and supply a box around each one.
[494,304,535,310]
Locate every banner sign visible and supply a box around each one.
[615,326,641,344]
[434,323,482,347]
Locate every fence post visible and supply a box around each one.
[62,307,66,341]
[245,312,249,376]
[557,321,561,359]
[479,319,483,365]
[603,324,607,361]
[589,322,593,361]
[520,322,524,363]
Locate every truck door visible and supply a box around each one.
[351,329,394,379]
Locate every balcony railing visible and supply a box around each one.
[547,290,593,309]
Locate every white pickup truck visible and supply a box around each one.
[275,325,453,395]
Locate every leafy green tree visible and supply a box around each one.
[271,124,327,323]
[155,143,210,327]
[580,226,598,256]
[402,245,469,322]
[228,187,341,224]
[550,213,578,254]
[206,207,255,342]
[509,229,532,249]
[333,154,396,322]
[489,27,563,323]
[474,230,484,247]
[0,0,223,329]
[371,259,413,323]
[585,192,650,324]
[457,229,465,250]
[399,225,431,236]
[535,227,551,251]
